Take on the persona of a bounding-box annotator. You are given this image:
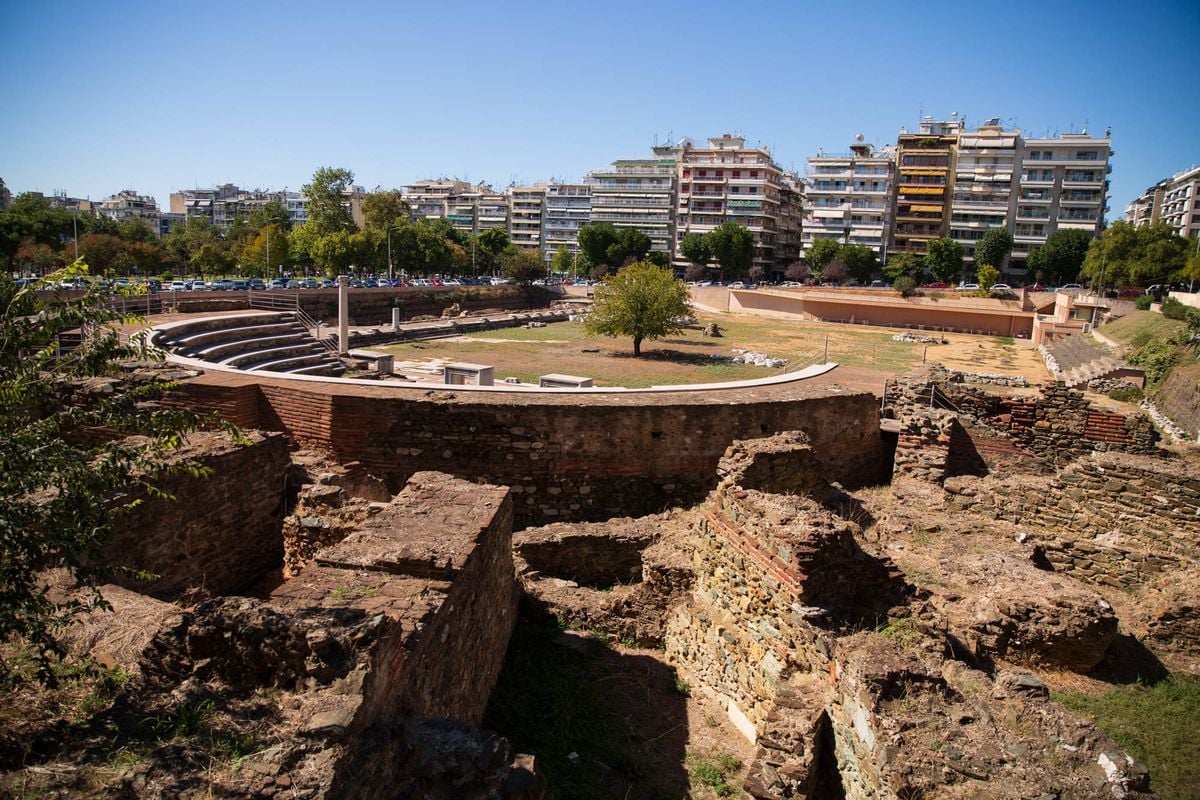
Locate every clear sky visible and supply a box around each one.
[2,0,1198,219]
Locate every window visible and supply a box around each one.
[750,171,758,178]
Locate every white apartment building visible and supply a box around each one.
[508,186,545,250]
[98,190,160,231]
[586,144,680,256]
[950,121,1021,267]
[403,180,508,236]
[540,183,591,262]
[675,135,797,272]
[1157,165,1200,240]
[1013,132,1111,271]
[402,179,475,222]
[802,139,894,259]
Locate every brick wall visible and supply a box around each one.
[106,431,291,598]
[177,375,887,528]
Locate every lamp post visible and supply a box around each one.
[387,226,394,282]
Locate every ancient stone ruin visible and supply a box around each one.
[5,360,1196,798]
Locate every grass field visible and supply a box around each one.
[1099,311,1189,349]
[378,312,1045,388]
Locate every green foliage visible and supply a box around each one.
[706,222,755,278]
[586,261,690,355]
[806,238,841,274]
[190,242,232,276]
[0,263,222,685]
[1127,338,1179,385]
[246,200,291,233]
[577,223,652,270]
[1027,228,1092,285]
[240,224,289,276]
[549,245,573,276]
[499,246,544,285]
[877,617,921,647]
[1160,297,1189,321]
[1134,294,1153,310]
[680,232,711,267]
[1055,675,1200,800]
[687,750,742,797]
[893,276,918,297]
[924,237,964,283]
[360,190,409,232]
[1083,221,1190,287]
[974,227,1013,272]
[841,244,879,283]
[674,677,691,696]
[646,250,670,268]
[884,252,924,282]
[301,166,356,236]
[1107,385,1144,402]
[976,263,1001,291]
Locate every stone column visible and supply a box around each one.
[337,275,350,355]
[392,306,401,331]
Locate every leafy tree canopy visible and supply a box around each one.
[679,232,711,268]
[241,224,290,275]
[0,263,220,684]
[924,237,964,284]
[976,263,1001,290]
[974,228,1013,272]
[499,245,544,285]
[1081,221,1189,287]
[1026,228,1092,286]
[806,238,842,272]
[361,190,409,232]
[585,261,691,356]
[247,201,291,233]
[301,166,356,236]
[841,244,879,283]
[705,222,754,278]
[884,252,924,282]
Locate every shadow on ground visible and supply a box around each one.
[483,618,689,799]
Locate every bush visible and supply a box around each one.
[1161,297,1189,320]
[1128,338,1179,385]
[1134,294,1152,310]
[893,276,918,297]
[1108,386,1144,402]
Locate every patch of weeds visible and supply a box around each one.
[587,628,611,643]
[674,677,692,697]
[704,713,719,728]
[1108,386,1144,403]
[619,636,638,649]
[1054,674,1200,800]
[687,750,742,797]
[912,532,932,546]
[993,336,1015,346]
[877,618,922,648]
[329,583,380,605]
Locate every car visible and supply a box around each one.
[190,280,207,291]
[285,280,301,289]
[320,278,335,289]
[268,279,288,290]
[868,280,888,288]
[248,278,266,291]
[229,279,248,291]
[298,278,319,289]
[168,280,189,292]
[927,282,947,289]
[959,283,980,291]
[1060,283,1083,291]
[728,281,747,289]
[209,279,232,291]
[990,283,1012,291]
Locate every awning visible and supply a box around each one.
[910,204,943,213]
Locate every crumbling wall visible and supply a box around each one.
[106,430,291,598]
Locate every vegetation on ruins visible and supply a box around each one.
[0,264,223,684]
[585,261,691,356]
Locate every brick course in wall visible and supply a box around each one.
[105,431,291,598]
[173,374,888,528]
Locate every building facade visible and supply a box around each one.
[950,121,1021,269]
[97,190,161,234]
[891,117,962,255]
[802,140,894,259]
[168,184,353,230]
[1155,165,1200,240]
[674,135,798,273]
[508,186,545,250]
[540,183,591,263]
[586,144,680,256]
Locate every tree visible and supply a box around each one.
[924,237,964,284]
[0,193,75,269]
[162,216,219,265]
[191,242,232,277]
[1026,229,1092,286]
[550,246,573,277]
[76,233,125,276]
[841,244,879,284]
[247,201,291,233]
[806,238,842,276]
[116,217,156,244]
[241,224,290,276]
[15,238,58,274]
[976,264,1001,291]
[578,223,619,269]
[884,252,924,282]
[311,230,371,276]
[706,222,754,278]
[822,259,848,285]
[1082,221,1188,287]
[361,190,409,232]
[1182,236,1200,288]
[289,221,319,269]
[475,227,510,275]
[499,246,544,284]
[679,232,711,269]
[646,251,670,268]
[301,166,356,236]
[974,228,1013,274]
[0,263,216,683]
[585,261,690,356]
[785,262,809,282]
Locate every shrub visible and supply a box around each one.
[893,276,918,297]
[1161,297,1189,320]
[1134,294,1153,310]
[1128,338,1179,385]
[1108,386,1144,402]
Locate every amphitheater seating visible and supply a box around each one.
[154,312,345,377]
[1047,334,1143,388]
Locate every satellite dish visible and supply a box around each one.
[855,133,865,142]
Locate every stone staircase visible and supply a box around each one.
[1046,334,1142,388]
[154,312,345,377]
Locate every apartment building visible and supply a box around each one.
[402,179,474,222]
[892,116,962,255]
[673,134,801,272]
[477,190,509,234]
[1124,181,1165,227]
[508,186,545,250]
[777,174,804,268]
[1156,165,1200,240]
[1012,131,1111,270]
[97,190,161,233]
[540,183,591,262]
[403,179,508,236]
[802,139,894,259]
[169,184,361,230]
[586,144,680,256]
[950,120,1021,268]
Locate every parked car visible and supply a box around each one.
[298,278,319,289]
[248,278,266,291]
[229,279,248,290]
[990,283,1012,291]
[320,278,335,289]
[209,279,232,291]
[959,283,980,291]
[927,282,947,289]
[168,280,189,292]
[1060,283,1083,292]
[868,280,888,288]
[190,280,207,291]
[268,279,288,290]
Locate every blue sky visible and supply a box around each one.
[2,0,1198,220]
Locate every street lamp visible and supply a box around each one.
[387,226,394,282]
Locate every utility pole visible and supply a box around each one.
[265,227,270,281]
[387,226,393,282]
